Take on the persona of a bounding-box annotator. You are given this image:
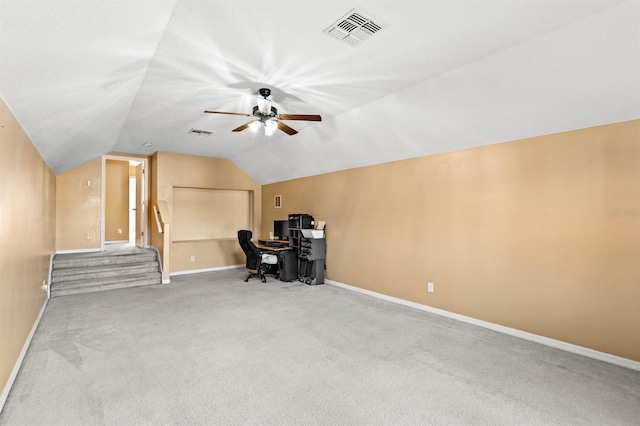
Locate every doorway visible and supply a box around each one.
[129,176,136,244]
[101,155,150,251]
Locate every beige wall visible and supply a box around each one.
[55,158,101,251]
[150,152,261,273]
[150,153,163,254]
[56,154,150,251]
[262,119,640,362]
[105,160,129,241]
[0,97,55,395]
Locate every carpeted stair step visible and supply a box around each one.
[50,247,162,297]
[51,272,162,297]
[53,252,158,270]
[51,261,160,283]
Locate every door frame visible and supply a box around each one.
[101,154,150,251]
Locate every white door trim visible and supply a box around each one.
[101,155,150,251]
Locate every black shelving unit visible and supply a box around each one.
[288,214,326,284]
[298,236,326,285]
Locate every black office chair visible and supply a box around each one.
[237,230,278,283]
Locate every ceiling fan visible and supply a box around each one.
[204,88,321,136]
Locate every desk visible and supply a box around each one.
[255,241,290,252]
[254,241,296,281]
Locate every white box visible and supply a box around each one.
[301,229,324,238]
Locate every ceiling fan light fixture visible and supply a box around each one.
[257,97,272,115]
[249,121,262,133]
[264,120,278,136]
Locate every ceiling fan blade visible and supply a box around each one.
[278,114,322,121]
[277,121,298,135]
[204,110,252,117]
[232,120,258,132]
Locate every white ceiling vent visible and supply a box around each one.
[323,8,387,47]
[188,128,212,136]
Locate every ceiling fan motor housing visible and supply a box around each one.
[258,88,271,98]
[252,105,278,121]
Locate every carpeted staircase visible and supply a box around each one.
[51,246,162,297]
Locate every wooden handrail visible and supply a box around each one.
[154,200,172,283]
[153,200,172,233]
[152,205,163,234]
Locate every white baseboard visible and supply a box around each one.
[170,264,243,276]
[0,297,48,413]
[326,279,640,372]
[55,248,101,254]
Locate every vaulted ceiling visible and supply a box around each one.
[1,1,638,184]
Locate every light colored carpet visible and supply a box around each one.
[1,269,639,425]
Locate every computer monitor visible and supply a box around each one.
[273,220,290,240]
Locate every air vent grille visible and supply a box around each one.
[188,128,212,136]
[324,8,387,47]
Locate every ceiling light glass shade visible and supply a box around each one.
[264,120,278,136]
[248,121,261,132]
[257,98,272,115]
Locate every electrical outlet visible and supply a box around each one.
[41,280,47,291]
[428,282,434,293]
[190,256,195,262]
[117,228,122,234]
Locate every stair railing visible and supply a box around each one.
[153,200,172,283]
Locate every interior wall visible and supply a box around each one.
[55,158,101,251]
[150,152,261,273]
[172,187,251,241]
[104,160,129,241]
[262,119,640,362]
[0,96,55,396]
[150,154,162,256]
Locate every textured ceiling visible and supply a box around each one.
[1,0,638,184]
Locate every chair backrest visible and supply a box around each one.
[237,230,261,269]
